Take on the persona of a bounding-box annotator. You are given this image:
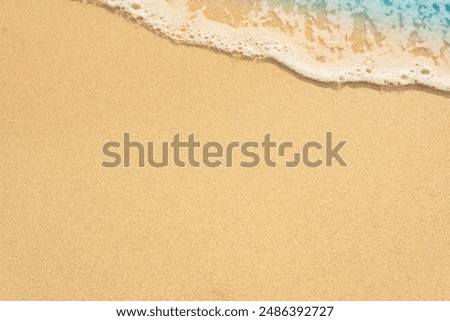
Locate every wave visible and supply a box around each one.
[97,0,450,91]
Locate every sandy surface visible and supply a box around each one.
[0,0,449,300]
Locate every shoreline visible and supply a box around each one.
[80,0,450,96]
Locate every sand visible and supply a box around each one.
[0,0,449,300]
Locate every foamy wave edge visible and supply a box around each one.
[97,0,450,92]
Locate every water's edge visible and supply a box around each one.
[76,0,450,95]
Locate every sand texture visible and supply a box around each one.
[0,1,449,300]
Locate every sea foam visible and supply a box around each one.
[98,0,450,91]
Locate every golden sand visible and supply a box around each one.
[0,0,449,300]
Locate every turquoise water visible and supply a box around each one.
[100,0,450,90]
[290,0,450,42]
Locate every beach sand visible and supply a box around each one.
[0,0,449,300]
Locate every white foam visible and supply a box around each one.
[98,0,450,91]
